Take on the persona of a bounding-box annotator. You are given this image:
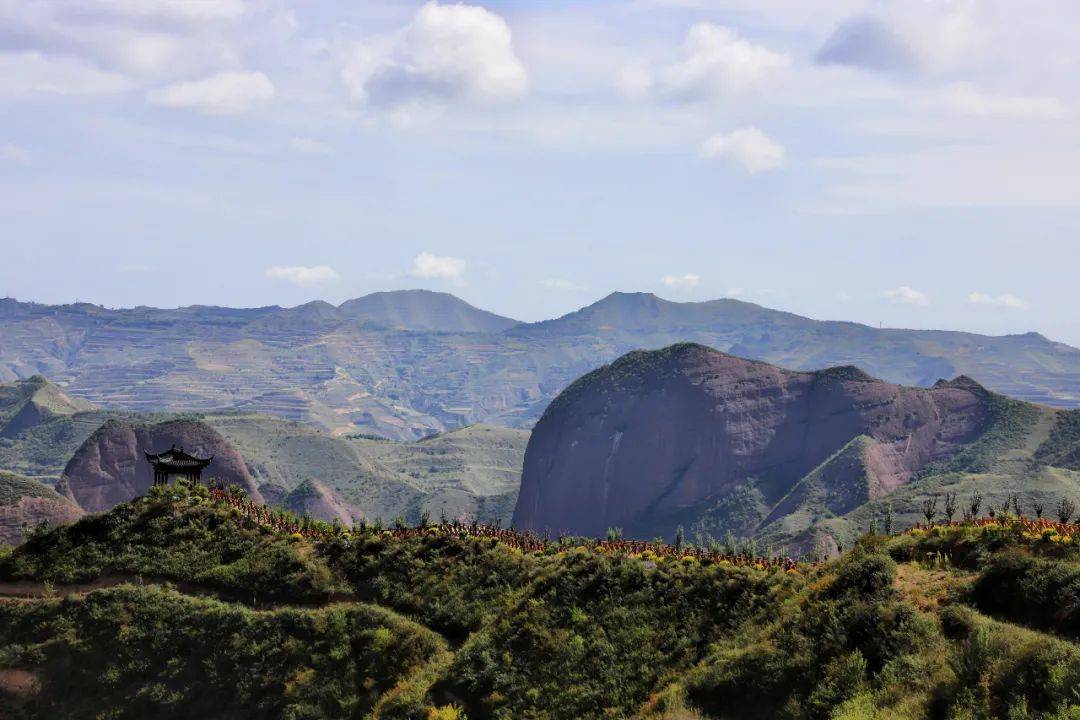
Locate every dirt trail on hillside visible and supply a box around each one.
[0,573,355,610]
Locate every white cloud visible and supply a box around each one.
[633,23,788,102]
[265,265,340,286]
[148,71,273,115]
[835,290,852,303]
[542,278,575,290]
[661,273,701,289]
[0,143,32,165]
[0,51,132,96]
[967,292,1028,310]
[701,127,784,174]
[291,137,332,155]
[69,0,247,25]
[883,286,930,306]
[342,1,527,108]
[943,83,1066,119]
[410,252,466,280]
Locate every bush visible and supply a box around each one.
[970,551,1080,639]
[829,552,897,601]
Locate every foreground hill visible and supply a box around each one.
[0,489,1076,718]
[2,291,1078,439]
[514,344,1080,551]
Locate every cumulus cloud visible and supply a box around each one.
[410,252,466,280]
[883,286,930,306]
[661,273,701,289]
[148,71,274,114]
[0,51,132,96]
[967,292,1028,309]
[342,1,527,108]
[291,137,332,155]
[943,83,1066,119]
[265,265,340,286]
[701,127,783,174]
[0,1,245,81]
[815,16,917,74]
[631,23,788,102]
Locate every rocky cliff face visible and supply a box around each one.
[61,419,263,512]
[0,471,84,544]
[512,344,990,539]
[283,479,365,527]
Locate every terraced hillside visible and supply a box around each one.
[0,489,1076,719]
[3,291,1079,440]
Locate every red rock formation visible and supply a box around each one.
[61,418,263,512]
[284,479,364,526]
[512,344,989,538]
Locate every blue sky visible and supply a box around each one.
[2,1,1080,343]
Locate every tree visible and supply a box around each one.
[1058,497,1076,524]
[1010,493,1023,517]
[674,526,685,553]
[922,496,938,524]
[1032,499,1045,519]
[884,504,894,536]
[969,492,983,520]
[944,492,958,523]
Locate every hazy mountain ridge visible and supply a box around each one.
[2,290,1079,441]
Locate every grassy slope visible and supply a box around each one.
[209,415,527,524]
[0,495,1077,720]
[757,397,1080,553]
[0,471,62,507]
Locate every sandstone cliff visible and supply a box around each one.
[283,479,365,527]
[61,418,263,512]
[512,344,990,540]
[0,471,84,544]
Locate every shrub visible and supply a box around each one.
[829,552,897,601]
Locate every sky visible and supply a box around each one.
[2,1,1080,344]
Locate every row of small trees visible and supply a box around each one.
[917,492,1076,525]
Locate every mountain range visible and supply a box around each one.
[3,290,1079,441]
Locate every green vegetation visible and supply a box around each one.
[1,493,1078,719]
[0,586,445,720]
[0,471,60,506]
[3,484,341,603]
[1037,410,1080,470]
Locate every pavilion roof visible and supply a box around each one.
[144,445,213,469]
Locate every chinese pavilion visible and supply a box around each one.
[145,445,213,486]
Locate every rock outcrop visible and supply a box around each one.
[283,479,365,526]
[0,471,84,544]
[512,344,990,539]
[61,418,262,512]
[0,375,95,438]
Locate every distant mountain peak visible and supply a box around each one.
[338,289,520,333]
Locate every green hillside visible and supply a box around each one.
[759,400,1080,553]
[0,488,1077,719]
[207,415,527,524]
